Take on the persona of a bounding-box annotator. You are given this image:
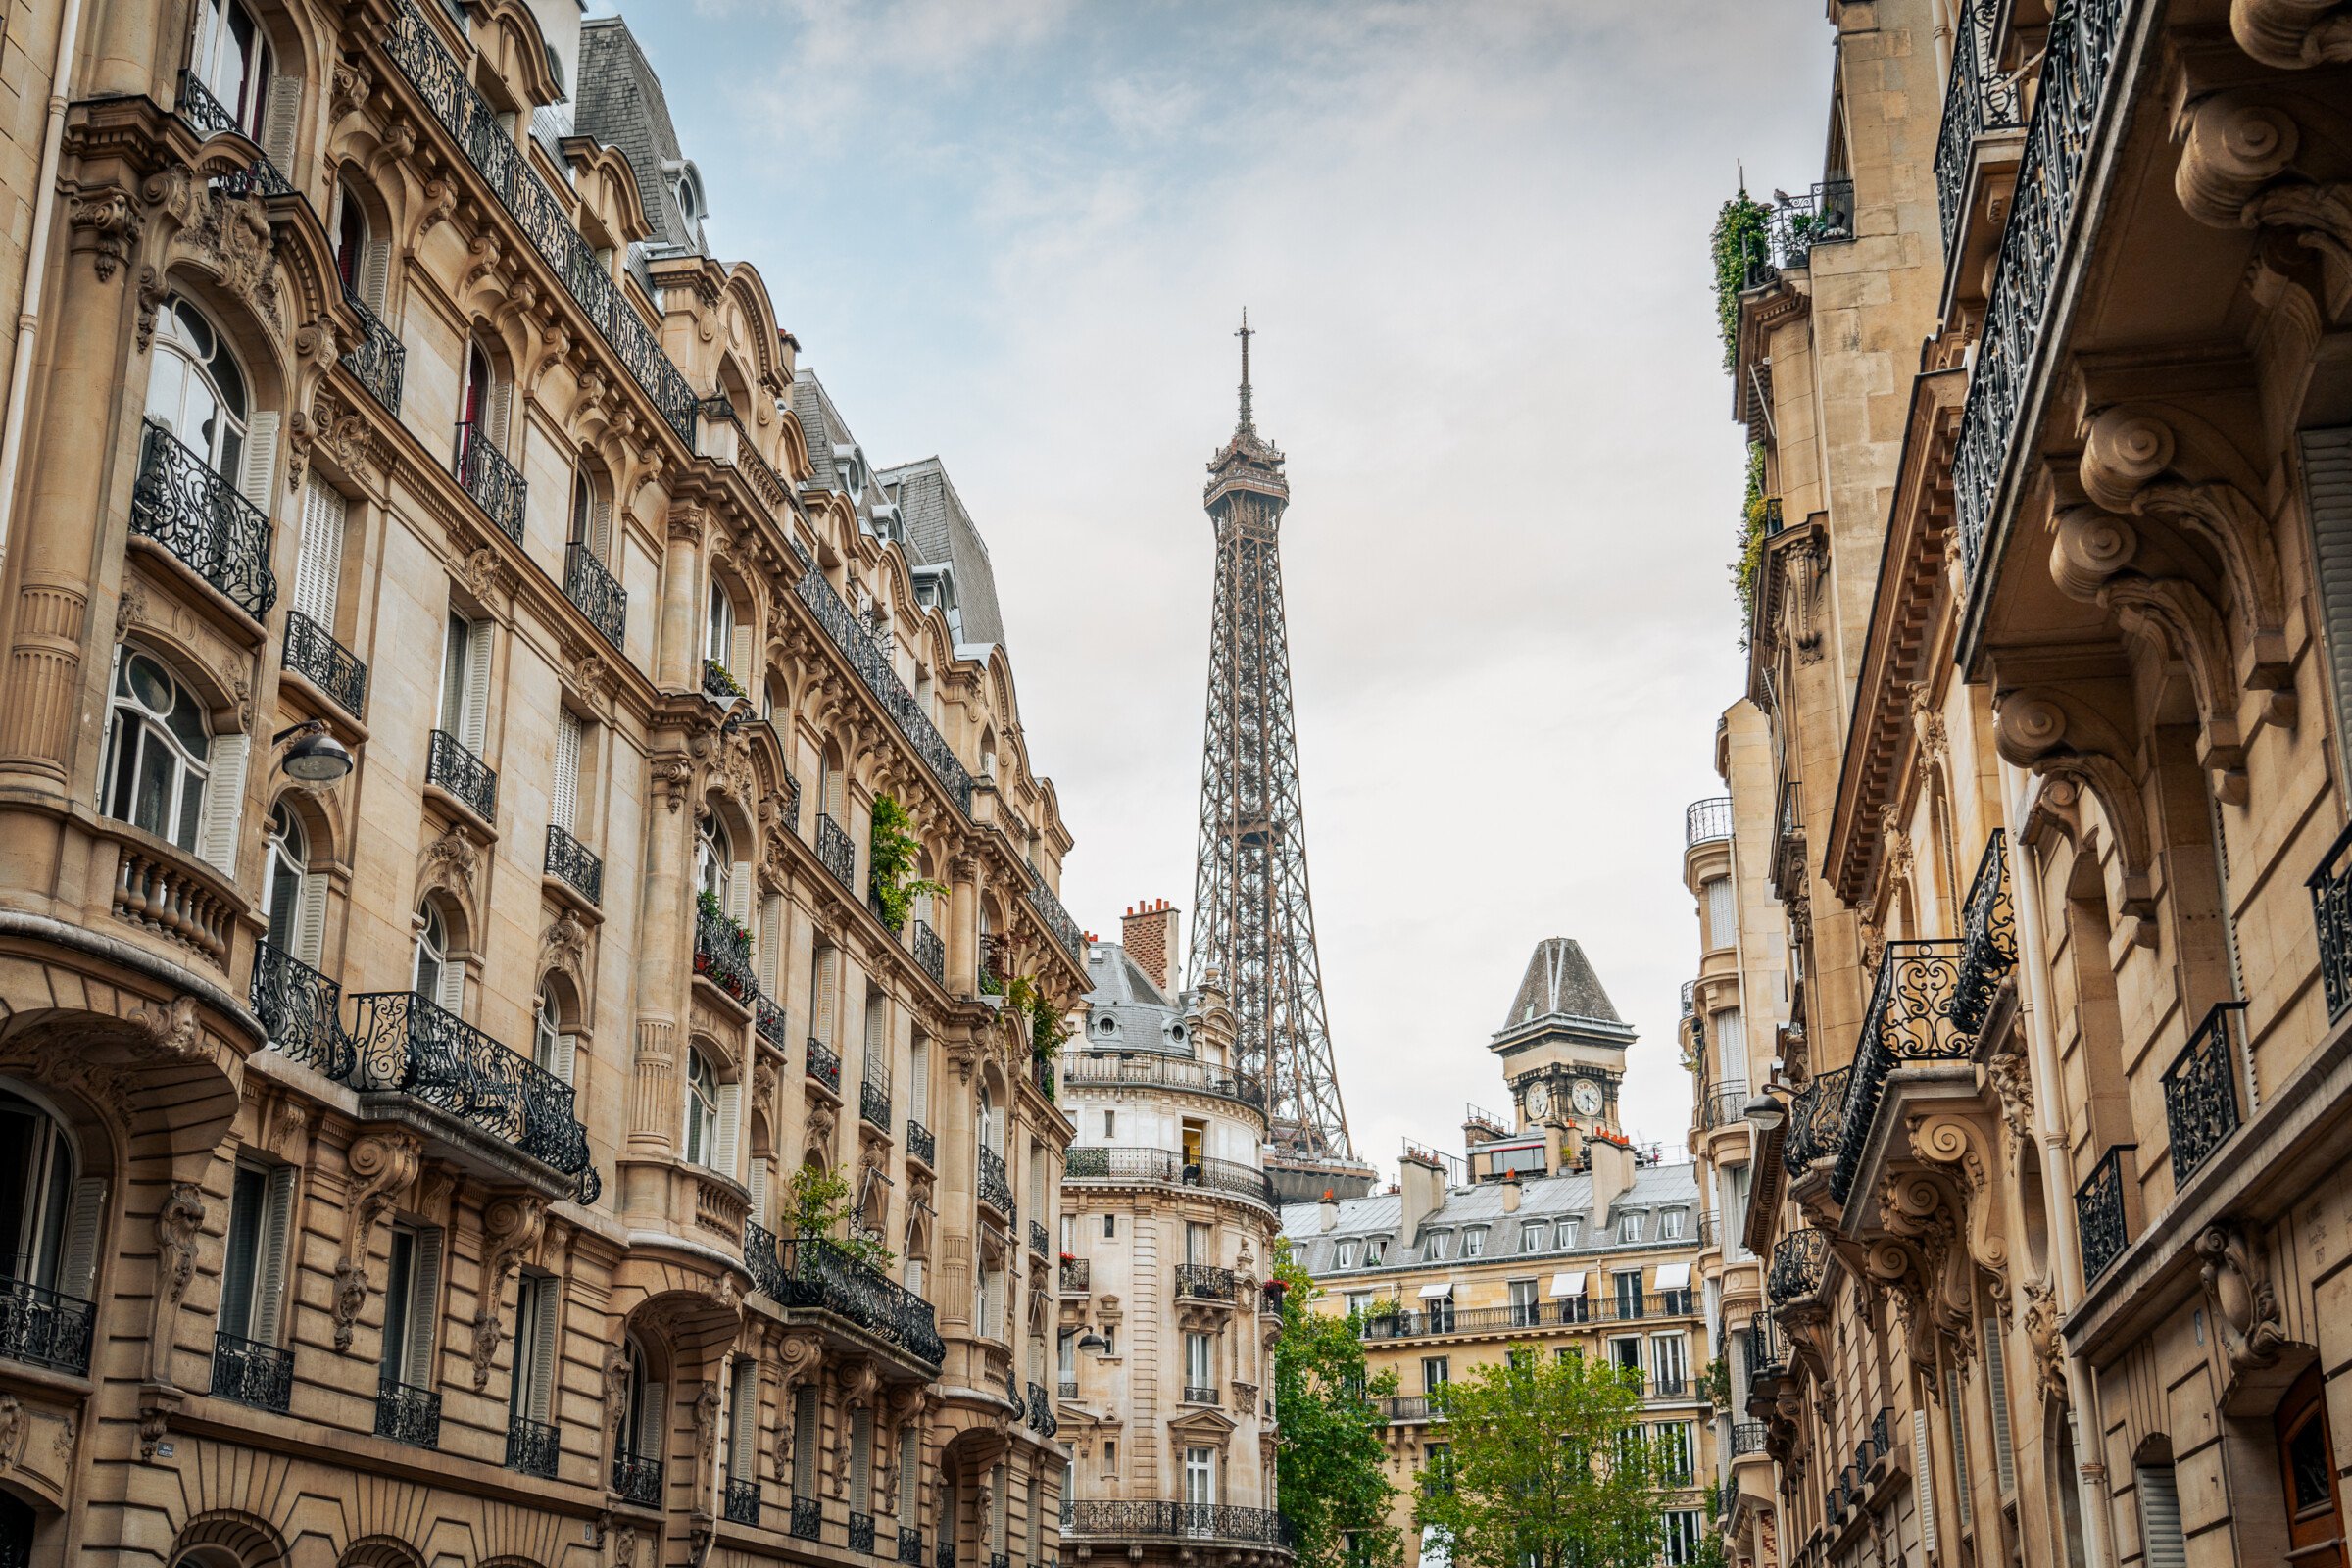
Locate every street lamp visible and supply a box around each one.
[1743,1081,1795,1131]
[273,719,354,786]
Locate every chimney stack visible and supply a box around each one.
[1589,1133,1636,1230]
[1318,1189,1340,1233]
[1121,898,1182,997]
[1398,1144,1446,1239]
[1499,1169,1523,1214]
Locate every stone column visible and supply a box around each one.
[626,738,695,1178]
[948,856,978,995]
[658,511,704,692]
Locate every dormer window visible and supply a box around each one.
[1424,1231,1451,1260]
[1364,1238,1387,1265]
[1334,1241,1360,1269]
[1462,1227,1487,1258]
[1619,1212,1645,1244]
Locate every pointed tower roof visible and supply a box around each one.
[1206,311,1289,505]
[1500,939,1624,1030]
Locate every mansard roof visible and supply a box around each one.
[880,457,1007,652]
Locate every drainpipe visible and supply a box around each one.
[1999,760,2118,1568]
[0,0,88,579]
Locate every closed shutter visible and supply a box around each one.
[197,732,251,876]
[553,709,582,833]
[436,954,466,1015]
[909,1041,929,1123]
[1717,1007,1747,1089]
[731,624,755,684]
[1945,1366,1975,1528]
[727,859,752,926]
[461,620,493,757]
[252,1165,296,1344]
[295,478,345,629]
[590,498,612,560]
[851,1405,872,1504]
[900,1426,920,1517]
[487,377,513,448]
[220,1174,261,1338]
[528,1275,560,1422]
[748,1158,768,1227]
[638,1380,666,1459]
[714,1081,741,1179]
[295,871,328,966]
[261,73,299,174]
[793,1384,819,1494]
[404,1226,443,1384]
[759,895,783,993]
[1983,1316,2017,1495]
[2136,1462,2186,1568]
[1705,878,1735,950]
[865,995,887,1086]
[731,1358,760,1479]
[814,951,837,1044]
[2302,426,2352,793]
[56,1176,108,1301]
[363,241,390,315]
[553,1033,578,1089]
[1913,1410,1938,1555]
[239,410,281,514]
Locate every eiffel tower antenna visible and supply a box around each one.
[1189,319,1375,1201]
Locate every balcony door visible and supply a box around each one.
[2278,1367,2347,1566]
[190,0,271,137]
[1183,1446,1215,1535]
[146,295,250,483]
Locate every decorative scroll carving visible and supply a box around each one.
[2196,1220,2286,1376]
[470,1195,548,1388]
[154,1182,207,1306]
[68,184,142,281]
[335,1132,421,1350]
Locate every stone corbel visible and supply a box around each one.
[2228,1,2352,74]
[2018,1275,2070,1408]
[334,1132,422,1351]
[1995,693,2159,941]
[2196,1219,2316,1412]
[1865,1172,1978,1369]
[1907,1110,2009,1288]
[771,1330,826,1481]
[470,1194,549,1389]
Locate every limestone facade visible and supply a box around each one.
[0,3,1086,1566]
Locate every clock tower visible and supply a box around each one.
[1490,938,1637,1155]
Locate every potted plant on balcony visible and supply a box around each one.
[694,889,756,1002]
[1003,974,1071,1102]
[786,1161,895,1270]
[867,793,946,934]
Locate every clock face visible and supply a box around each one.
[1525,1083,1550,1117]
[1572,1081,1603,1116]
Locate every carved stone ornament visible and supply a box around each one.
[335,1132,421,1350]
[603,1347,632,1460]
[1985,1032,2035,1141]
[772,1331,824,1480]
[2019,1275,2068,1406]
[651,755,696,815]
[146,168,281,331]
[130,995,207,1063]
[154,1181,207,1306]
[695,1379,722,1470]
[69,185,142,281]
[2196,1221,2287,1376]
[460,545,518,611]
[290,391,375,489]
[541,907,591,998]
[0,1395,21,1471]
[417,821,480,910]
[116,581,149,645]
[329,51,376,120]
[470,1195,549,1389]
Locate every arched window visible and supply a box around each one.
[457,340,494,464]
[535,987,563,1074]
[146,296,248,478]
[190,0,271,136]
[0,1087,104,1308]
[977,1085,999,1154]
[335,198,366,298]
[415,903,454,1009]
[707,582,736,670]
[697,817,730,910]
[618,1334,662,1461]
[684,1048,719,1166]
[260,802,310,956]
[102,650,213,855]
[569,468,596,551]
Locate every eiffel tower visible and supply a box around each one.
[1187,317,1376,1202]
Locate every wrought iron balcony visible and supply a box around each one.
[906,1120,935,1167]
[978,1147,1013,1216]
[741,1225,946,1367]
[1061,1054,1268,1111]
[506,1413,560,1478]
[1181,1384,1220,1405]
[173,70,294,196]
[338,282,406,414]
[0,1276,95,1376]
[612,1451,662,1508]
[1952,0,2132,582]
[343,991,600,1202]
[911,918,946,986]
[726,1477,761,1527]
[1027,1382,1056,1437]
[790,545,973,812]
[900,1529,925,1566]
[792,1497,822,1540]
[564,543,626,650]
[938,1540,956,1568]
[2075,1145,2132,1283]
[1679,980,1694,1015]
[1059,1257,1089,1293]
[1831,940,1975,1204]
[1027,870,1086,964]
[702,660,745,704]
[374,1376,441,1447]
[283,610,368,716]
[850,1511,876,1553]
[807,1037,842,1095]
[1358,1298,1666,1341]
[1767,1229,1830,1309]
[1028,1221,1050,1259]
[1175,1263,1239,1301]
[545,824,603,906]
[1949,831,2018,1031]
[816,811,856,888]
[1784,1066,1850,1172]
[129,417,276,618]
[209,1330,293,1411]
[1062,1146,1277,1209]
[2310,822,2352,1021]
[1746,1310,1787,1377]
[381,0,698,445]
[252,938,350,1077]
[1731,1422,1768,1457]
[756,994,789,1051]
[426,728,497,821]
[1382,1395,1441,1423]
[1065,1502,1295,1550]
[455,423,526,543]
[861,1078,891,1132]
[1685,796,1732,847]
[1934,0,2027,255]
[695,905,757,1005]
[1697,1081,1749,1132]
[2163,1003,2247,1186]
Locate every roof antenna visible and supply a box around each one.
[1235,309,1255,435]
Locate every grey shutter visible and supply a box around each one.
[220,1180,261,1337]
[294,477,345,630]
[793,1384,819,1494]
[552,709,582,833]
[1944,1366,1974,1529]
[261,72,299,174]
[528,1277,559,1423]
[899,1425,920,1517]
[909,1040,929,1123]
[1983,1315,2017,1495]
[56,1176,108,1301]
[239,410,281,514]
[1717,1006,1747,1089]
[252,1165,296,1344]
[295,871,328,966]
[436,953,466,1015]
[814,951,837,1044]
[2135,1463,2186,1568]
[363,241,391,315]
[639,1379,666,1458]
[488,377,513,448]
[590,497,612,560]
[461,620,493,757]
[748,1157,768,1227]
[404,1226,443,1384]
[714,1081,741,1180]
[731,624,755,685]
[851,1405,872,1504]
[197,732,250,876]
[553,1033,578,1089]
[730,1357,759,1479]
[2302,425,2352,792]
[727,859,752,926]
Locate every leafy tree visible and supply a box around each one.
[867,793,947,932]
[1414,1348,1677,1568]
[785,1161,895,1269]
[1271,1241,1401,1568]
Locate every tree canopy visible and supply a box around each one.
[1271,1240,1402,1568]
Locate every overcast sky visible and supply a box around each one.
[608,0,1833,1175]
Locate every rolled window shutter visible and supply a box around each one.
[2136,1463,2186,1568]
[748,1158,768,1226]
[198,732,251,875]
[252,1165,296,1344]
[239,411,281,514]
[261,73,299,173]
[758,895,783,992]
[852,1405,872,1502]
[730,1358,759,1479]
[553,710,582,832]
[590,498,612,560]
[363,241,390,315]
[462,620,494,758]
[714,1081,741,1178]
[793,1385,819,1494]
[57,1176,108,1301]
[295,478,345,629]
[404,1227,443,1385]
[640,1380,666,1459]
[1983,1316,2017,1494]
[728,859,752,926]
[1913,1410,1938,1554]
[436,956,466,1015]
[529,1278,559,1423]
[554,1033,578,1089]
[295,871,329,966]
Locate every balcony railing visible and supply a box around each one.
[1030,1220,1051,1258]
[1768,1229,1830,1309]
[545,824,603,906]
[338,282,406,415]
[807,1037,842,1095]
[1949,832,2018,1032]
[850,1511,876,1553]
[506,1414,560,1478]
[210,1330,293,1411]
[790,545,973,812]
[906,1120,935,1167]
[911,918,946,986]
[1058,1376,1079,1398]
[426,728,497,821]
[252,938,350,1077]
[283,610,368,717]
[1831,940,1975,1204]
[695,906,757,1006]
[1175,1263,1239,1301]
[1732,1421,1768,1457]
[862,1079,891,1132]
[1027,1382,1057,1437]
[2075,1145,2133,1283]
[900,1530,925,1566]
[727,1477,762,1527]
[1060,1054,1268,1111]
[1059,1257,1090,1294]
[1181,1384,1220,1405]
[0,1276,95,1376]
[741,1223,945,1366]
[1065,1502,1295,1549]
[1028,871,1087,964]
[2309,822,2352,1020]
[1952,0,2132,581]
[563,543,627,650]
[697,397,792,511]
[1697,1081,1749,1132]
[2162,1003,2247,1186]
[755,994,789,1050]
[129,417,276,618]
[1382,1395,1442,1423]
[978,1147,1014,1217]
[374,1377,441,1448]
[792,1496,822,1540]
[1747,1310,1788,1376]
[1062,1146,1276,1209]
[1356,1293,1692,1342]
[382,0,698,446]
[612,1452,662,1508]
[344,991,599,1202]
[816,811,856,888]
[1685,796,1733,847]
[1784,1066,1850,1172]
[455,423,526,543]
[938,1540,956,1568]
[172,70,294,196]
[1934,0,2027,254]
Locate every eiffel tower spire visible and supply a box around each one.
[1189,320,1374,1200]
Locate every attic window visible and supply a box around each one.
[1335,1241,1361,1269]
[1097,1016,1116,1036]
[1424,1231,1451,1260]
[1364,1238,1387,1265]
[1619,1212,1645,1244]
[1462,1228,1487,1258]
[1169,1025,1187,1045]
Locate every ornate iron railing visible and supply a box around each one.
[727,1478,762,1527]
[695,906,757,1005]
[456,424,526,543]
[1030,1220,1051,1258]
[1183,1385,1222,1407]
[545,824,603,906]
[1032,1056,1055,1102]
[978,1147,1014,1218]
[1358,1298,1669,1341]
[1747,1310,1787,1375]
[850,1511,876,1553]
[813,811,855,889]
[337,281,406,414]
[506,1414,560,1478]
[1697,1081,1750,1133]
[806,1037,842,1094]
[1065,1502,1295,1549]
[343,991,599,1202]
[381,0,698,445]
[792,1497,822,1540]
[1058,1376,1079,1397]
[1732,1421,1768,1457]
[283,610,368,716]
[906,1120,935,1167]
[2162,1003,2246,1185]
[1062,1146,1276,1209]
[900,1529,925,1566]
[564,543,626,651]
[0,1276,94,1376]
[252,938,350,1077]
[426,728,498,821]
[1949,831,2018,1031]
[173,70,294,196]
[910,918,946,986]
[1060,1256,1090,1293]
[1061,1054,1268,1111]
[1783,1066,1850,1171]
[861,1078,891,1132]
[1934,0,2027,254]
[938,1539,956,1568]
[1175,1263,1239,1301]
[1027,1383,1056,1436]
[2308,821,2352,1021]
[1953,0,2134,580]
[1685,796,1733,847]
[1382,1395,1441,1423]
[210,1330,293,1411]
[374,1377,441,1447]
[129,417,276,618]
[790,547,973,811]
[747,997,785,1054]
[612,1452,662,1508]
[1027,871,1087,964]
[2075,1144,2132,1282]
[1768,1230,1830,1308]
[742,1230,945,1367]
[1831,940,1975,1203]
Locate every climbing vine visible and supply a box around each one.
[1732,440,1770,639]
[1710,188,1772,371]
[867,793,946,933]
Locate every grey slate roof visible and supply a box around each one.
[1276,1161,1701,1275]
[791,368,858,497]
[576,18,706,256]
[1079,940,1193,1056]
[1499,938,1625,1031]
[880,457,1007,651]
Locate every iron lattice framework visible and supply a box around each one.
[1186,319,1356,1165]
